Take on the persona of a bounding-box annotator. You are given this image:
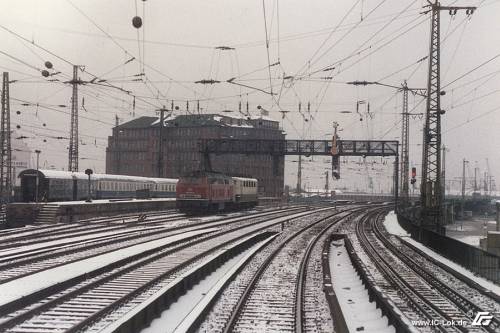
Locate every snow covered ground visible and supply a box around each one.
[0,227,218,307]
[445,218,496,248]
[329,239,394,333]
[382,211,500,294]
[55,198,175,205]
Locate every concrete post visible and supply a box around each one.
[450,203,454,225]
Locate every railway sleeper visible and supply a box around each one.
[105,231,278,333]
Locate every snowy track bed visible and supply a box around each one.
[350,209,500,332]
[0,207,315,332]
[201,205,366,333]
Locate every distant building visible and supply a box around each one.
[106,113,285,197]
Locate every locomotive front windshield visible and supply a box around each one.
[180,177,204,184]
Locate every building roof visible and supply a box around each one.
[116,116,158,129]
[116,113,280,130]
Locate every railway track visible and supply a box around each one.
[217,205,369,333]
[0,206,328,332]
[0,206,291,251]
[373,213,500,332]
[354,209,499,332]
[0,207,306,284]
[0,210,184,250]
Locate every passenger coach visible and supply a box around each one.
[18,169,177,202]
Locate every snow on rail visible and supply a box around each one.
[0,223,171,259]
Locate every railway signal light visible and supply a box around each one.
[411,167,417,184]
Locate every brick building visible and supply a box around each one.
[106,114,285,197]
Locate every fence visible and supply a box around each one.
[398,215,500,284]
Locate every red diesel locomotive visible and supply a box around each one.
[176,171,258,213]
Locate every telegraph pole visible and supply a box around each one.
[156,106,169,178]
[441,145,449,196]
[68,65,84,172]
[474,163,478,192]
[324,170,329,197]
[0,72,12,203]
[420,1,475,232]
[461,159,468,200]
[296,155,302,195]
[461,158,468,218]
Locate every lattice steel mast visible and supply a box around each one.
[68,65,81,172]
[400,83,410,204]
[346,80,424,205]
[421,1,475,229]
[0,72,12,202]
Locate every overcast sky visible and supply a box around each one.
[0,0,499,192]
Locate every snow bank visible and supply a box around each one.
[382,211,409,237]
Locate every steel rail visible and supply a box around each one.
[223,204,376,333]
[355,209,454,332]
[0,207,305,284]
[0,207,323,332]
[372,215,500,332]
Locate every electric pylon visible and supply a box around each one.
[0,72,12,203]
[420,1,475,230]
[68,65,82,172]
[400,82,410,204]
[156,106,169,178]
